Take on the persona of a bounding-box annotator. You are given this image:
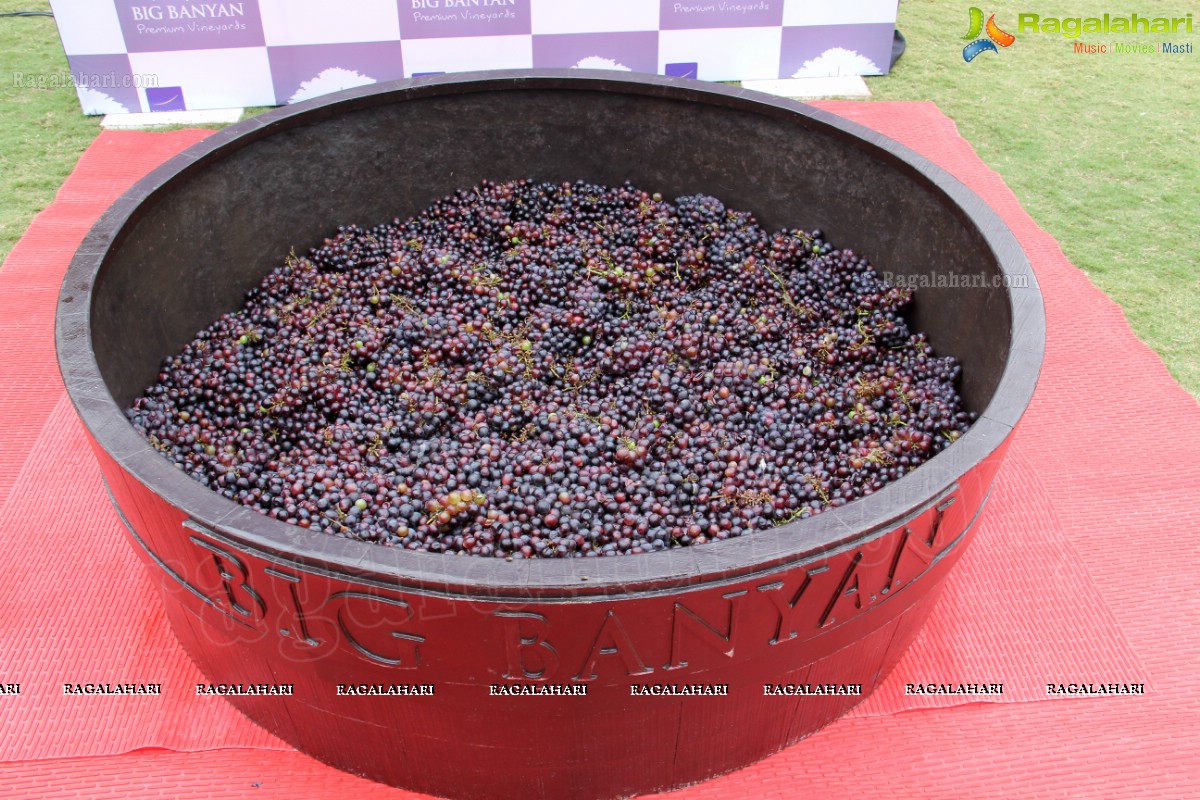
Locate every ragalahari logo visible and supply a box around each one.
[962,7,1016,61]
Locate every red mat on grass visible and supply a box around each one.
[1,102,1197,798]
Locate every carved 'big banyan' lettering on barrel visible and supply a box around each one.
[128,520,430,668]
[495,612,558,679]
[326,592,425,668]
[887,496,958,593]
[511,592,751,682]
[756,565,831,645]
[120,485,967,680]
[664,590,747,670]
[820,551,866,628]
[189,535,266,622]
[263,567,319,646]
[573,610,652,681]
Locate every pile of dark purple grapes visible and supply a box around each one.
[127,179,973,559]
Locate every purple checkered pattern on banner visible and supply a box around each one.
[267,41,405,105]
[65,53,142,114]
[531,31,658,74]
[52,1,896,114]
[779,23,894,78]
[664,61,697,78]
[145,85,187,111]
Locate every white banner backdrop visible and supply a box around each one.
[50,0,897,115]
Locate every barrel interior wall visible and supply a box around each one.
[91,85,1009,414]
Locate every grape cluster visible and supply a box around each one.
[127,180,973,559]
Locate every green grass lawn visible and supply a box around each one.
[2,0,1196,396]
[0,2,99,259]
[868,0,1199,397]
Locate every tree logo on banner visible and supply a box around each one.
[962,7,1017,61]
